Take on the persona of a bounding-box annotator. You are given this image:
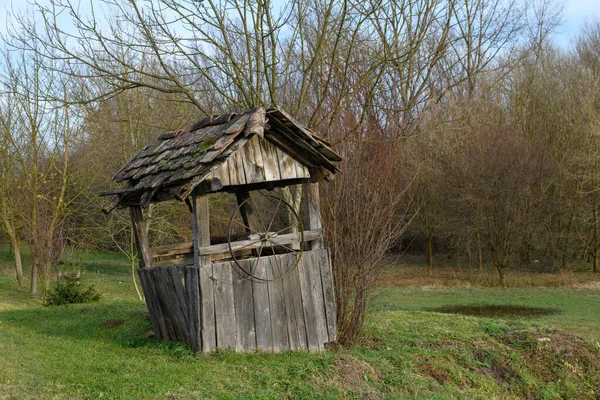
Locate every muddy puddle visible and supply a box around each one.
[427,304,560,319]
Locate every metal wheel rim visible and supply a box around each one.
[227,194,303,281]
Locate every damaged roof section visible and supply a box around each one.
[100,107,341,212]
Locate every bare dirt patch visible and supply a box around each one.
[574,281,600,290]
[101,318,125,329]
[428,304,560,319]
[330,355,382,398]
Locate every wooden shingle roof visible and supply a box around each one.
[101,107,341,212]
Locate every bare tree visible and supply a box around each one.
[0,94,24,288]
[0,49,79,296]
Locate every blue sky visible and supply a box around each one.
[0,0,597,49]
[556,0,600,47]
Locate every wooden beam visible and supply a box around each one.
[151,242,193,258]
[303,183,324,250]
[152,255,194,268]
[198,229,323,256]
[191,178,224,197]
[235,191,253,233]
[102,194,123,214]
[130,206,152,268]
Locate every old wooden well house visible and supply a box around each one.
[101,107,340,353]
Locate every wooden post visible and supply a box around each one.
[193,194,215,352]
[130,206,151,268]
[303,183,323,250]
[193,195,211,267]
[235,191,265,233]
[235,191,253,232]
[235,191,263,257]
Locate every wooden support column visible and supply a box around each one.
[303,183,323,250]
[235,191,263,257]
[130,206,152,268]
[235,191,253,232]
[193,194,216,352]
[193,195,211,267]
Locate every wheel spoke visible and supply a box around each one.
[230,218,254,234]
[278,243,302,253]
[237,238,263,250]
[270,242,283,278]
[251,242,265,278]
[276,225,295,235]
[267,198,282,232]
[250,197,268,232]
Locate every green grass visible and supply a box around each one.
[371,286,600,341]
[0,250,599,399]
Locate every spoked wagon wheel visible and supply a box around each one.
[227,194,303,281]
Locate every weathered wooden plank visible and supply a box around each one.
[227,158,241,185]
[266,113,340,172]
[264,134,318,172]
[224,113,250,135]
[318,250,336,343]
[209,162,231,187]
[266,256,289,352]
[152,255,194,268]
[190,178,224,196]
[138,268,166,340]
[212,262,237,350]
[198,230,323,256]
[308,251,329,349]
[193,195,211,267]
[101,193,124,214]
[148,268,178,341]
[244,107,266,137]
[302,183,324,250]
[236,140,251,185]
[199,264,216,352]
[232,146,248,185]
[259,137,282,181]
[232,260,256,352]
[296,163,311,179]
[249,136,266,180]
[166,266,192,345]
[183,266,202,352]
[151,242,193,258]
[275,146,298,180]
[241,136,266,184]
[130,206,152,268]
[281,254,307,350]
[252,258,272,351]
[297,252,321,351]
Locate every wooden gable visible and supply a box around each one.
[205,134,310,187]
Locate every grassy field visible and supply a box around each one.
[1,249,599,399]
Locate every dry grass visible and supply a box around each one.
[330,355,382,397]
[381,258,600,289]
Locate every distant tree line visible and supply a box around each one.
[0,0,597,343]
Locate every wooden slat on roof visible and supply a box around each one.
[101,106,341,211]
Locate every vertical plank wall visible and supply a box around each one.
[138,249,335,352]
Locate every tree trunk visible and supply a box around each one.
[562,207,575,270]
[496,264,506,287]
[0,212,24,288]
[425,231,434,273]
[29,261,37,294]
[11,237,24,288]
[593,192,599,273]
[36,258,52,299]
[477,234,483,271]
[466,243,472,269]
